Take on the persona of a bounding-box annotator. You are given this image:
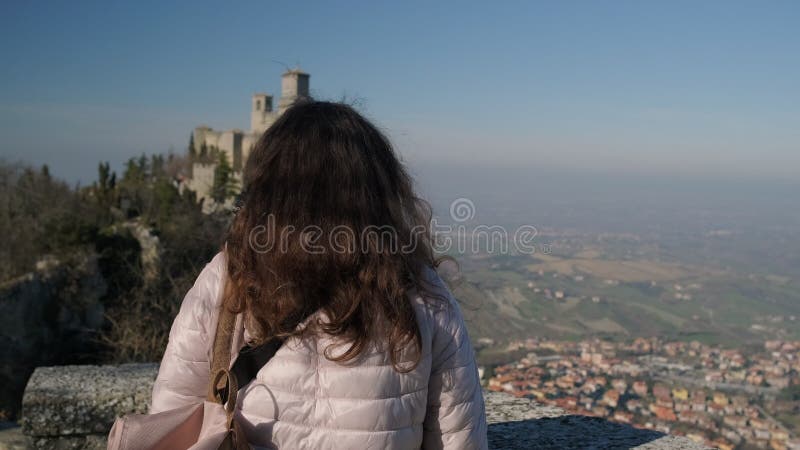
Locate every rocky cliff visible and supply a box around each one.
[0,256,107,419]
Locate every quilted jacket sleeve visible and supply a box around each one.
[422,276,488,450]
[149,253,225,413]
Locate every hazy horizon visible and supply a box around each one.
[2,1,800,184]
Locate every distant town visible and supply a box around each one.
[483,337,799,450]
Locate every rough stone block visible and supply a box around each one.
[483,392,710,449]
[20,364,156,438]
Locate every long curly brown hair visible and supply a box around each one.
[223,101,444,371]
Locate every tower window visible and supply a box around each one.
[256,100,261,111]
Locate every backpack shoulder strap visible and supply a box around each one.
[207,302,237,401]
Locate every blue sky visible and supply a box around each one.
[1,0,799,183]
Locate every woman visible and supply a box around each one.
[150,101,487,449]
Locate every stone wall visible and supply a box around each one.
[3,364,712,449]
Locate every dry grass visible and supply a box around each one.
[526,254,690,282]
[577,317,629,334]
[100,276,190,363]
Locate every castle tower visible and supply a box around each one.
[251,93,274,134]
[278,69,310,112]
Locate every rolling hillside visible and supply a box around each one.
[453,250,800,356]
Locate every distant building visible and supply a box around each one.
[187,69,312,201]
[712,392,728,406]
[632,380,648,397]
[672,387,689,401]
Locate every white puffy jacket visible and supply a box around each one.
[150,252,488,449]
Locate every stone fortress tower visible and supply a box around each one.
[188,69,311,202]
[251,69,311,135]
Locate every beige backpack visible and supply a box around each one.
[107,304,250,450]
